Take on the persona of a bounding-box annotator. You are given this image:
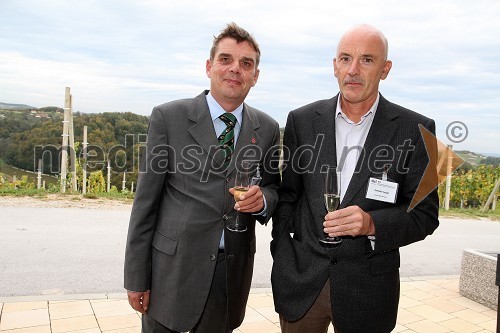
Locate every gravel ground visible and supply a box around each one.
[0,194,133,210]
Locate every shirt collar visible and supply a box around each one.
[335,93,379,125]
[206,91,243,125]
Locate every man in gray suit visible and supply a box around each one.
[271,25,439,333]
[125,23,280,333]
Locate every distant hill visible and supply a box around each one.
[479,152,500,158]
[455,150,485,166]
[455,150,500,167]
[0,110,149,189]
[0,102,37,110]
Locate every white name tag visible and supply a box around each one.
[366,177,398,203]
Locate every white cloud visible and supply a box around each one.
[0,0,499,153]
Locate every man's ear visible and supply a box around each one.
[381,60,392,80]
[206,59,212,78]
[252,68,260,87]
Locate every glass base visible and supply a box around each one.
[227,224,247,233]
[318,236,342,245]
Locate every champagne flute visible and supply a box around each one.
[319,166,342,244]
[227,162,251,232]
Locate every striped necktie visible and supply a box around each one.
[218,113,237,167]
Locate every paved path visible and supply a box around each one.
[1,278,498,332]
[0,206,499,297]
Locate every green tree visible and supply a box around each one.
[87,171,106,194]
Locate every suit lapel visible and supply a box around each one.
[227,104,261,175]
[312,97,338,169]
[341,95,399,207]
[307,97,338,216]
[187,91,225,167]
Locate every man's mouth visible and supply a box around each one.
[345,80,363,86]
[224,78,241,85]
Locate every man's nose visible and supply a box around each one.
[348,61,359,75]
[229,61,241,73]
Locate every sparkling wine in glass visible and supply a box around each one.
[227,162,251,232]
[319,166,342,245]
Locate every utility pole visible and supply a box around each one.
[481,178,500,212]
[107,160,111,192]
[122,172,126,191]
[68,94,77,192]
[60,87,70,193]
[37,159,42,189]
[82,126,88,194]
[444,144,453,210]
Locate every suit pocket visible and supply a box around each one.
[152,231,178,255]
[369,250,400,276]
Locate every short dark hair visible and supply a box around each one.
[210,22,261,67]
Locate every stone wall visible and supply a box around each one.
[459,249,498,310]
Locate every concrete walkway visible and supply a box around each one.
[1,206,498,332]
[0,276,497,333]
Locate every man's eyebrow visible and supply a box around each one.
[240,56,255,63]
[217,53,232,58]
[338,52,351,57]
[337,52,376,58]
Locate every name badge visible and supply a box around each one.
[366,177,398,203]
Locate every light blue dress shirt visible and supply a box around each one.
[205,92,266,249]
[206,92,243,147]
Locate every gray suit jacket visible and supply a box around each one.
[124,91,281,331]
[271,94,439,333]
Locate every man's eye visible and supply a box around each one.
[242,61,252,67]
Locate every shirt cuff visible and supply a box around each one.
[252,193,267,217]
[367,235,376,250]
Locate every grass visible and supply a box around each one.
[0,188,52,198]
[86,191,135,201]
[0,188,134,203]
[439,206,500,221]
[0,159,58,186]
[1,187,498,221]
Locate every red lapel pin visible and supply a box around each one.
[251,137,256,144]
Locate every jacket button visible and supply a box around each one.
[223,214,228,221]
[210,254,216,261]
[226,177,231,183]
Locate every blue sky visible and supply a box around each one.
[1,0,499,155]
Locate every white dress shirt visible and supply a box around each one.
[335,93,379,200]
[335,93,380,249]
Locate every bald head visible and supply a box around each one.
[333,24,392,116]
[337,24,389,60]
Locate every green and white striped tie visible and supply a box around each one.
[218,113,237,167]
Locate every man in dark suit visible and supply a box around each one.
[271,24,439,333]
[124,23,280,333]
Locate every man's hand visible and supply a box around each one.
[127,290,150,314]
[324,205,375,237]
[229,185,264,213]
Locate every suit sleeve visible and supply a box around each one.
[124,108,168,292]
[369,118,439,253]
[272,112,303,240]
[255,122,281,225]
